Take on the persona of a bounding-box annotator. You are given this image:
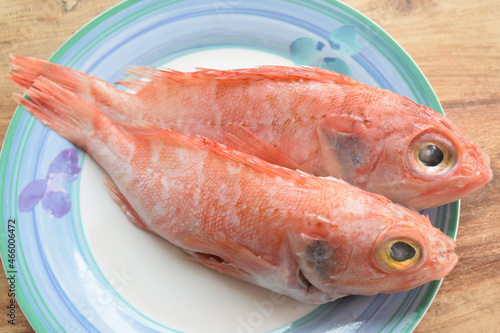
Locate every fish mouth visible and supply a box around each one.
[426,233,458,282]
[405,167,492,210]
[441,253,458,277]
[481,148,491,169]
[428,249,458,281]
[449,147,493,198]
[472,168,493,190]
[383,249,457,294]
[446,168,492,201]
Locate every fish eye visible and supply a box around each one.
[390,241,416,262]
[376,239,422,271]
[418,144,444,167]
[406,130,458,178]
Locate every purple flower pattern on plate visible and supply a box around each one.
[18,148,81,218]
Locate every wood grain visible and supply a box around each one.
[0,0,498,332]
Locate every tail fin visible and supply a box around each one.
[16,76,119,151]
[10,54,91,92]
[9,54,134,120]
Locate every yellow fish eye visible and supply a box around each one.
[377,239,422,271]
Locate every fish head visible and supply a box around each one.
[288,205,457,300]
[397,109,492,209]
[363,213,458,295]
[318,90,492,210]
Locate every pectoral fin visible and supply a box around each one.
[224,124,302,171]
[181,232,275,280]
[321,114,367,134]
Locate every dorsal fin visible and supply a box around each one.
[118,65,360,94]
[195,66,360,85]
[117,66,181,94]
[117,122,326,188]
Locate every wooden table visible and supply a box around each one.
[0,1,498,332]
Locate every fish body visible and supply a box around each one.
[9,55,492,210]
[16,76,457,303]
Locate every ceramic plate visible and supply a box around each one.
[0,1,459,332]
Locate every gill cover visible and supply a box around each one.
[287,229,348,300]
[317,114,369,181]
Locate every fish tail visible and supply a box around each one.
[15,76,119,151]
[9,54,134,121]
[10,54,88,92]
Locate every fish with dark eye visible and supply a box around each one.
[9,55,492,210]
[15,77,458,303]
[419,144,444,167]
[389,241,417,263]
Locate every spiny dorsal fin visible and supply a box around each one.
[195,66,360,85]
[117,65,360,94]
[117,66,185,94]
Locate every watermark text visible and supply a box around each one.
[6,219,17,325]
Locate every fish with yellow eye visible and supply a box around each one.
[377,239,422,271]
[9,54,492,210]
[14,77,457,303]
